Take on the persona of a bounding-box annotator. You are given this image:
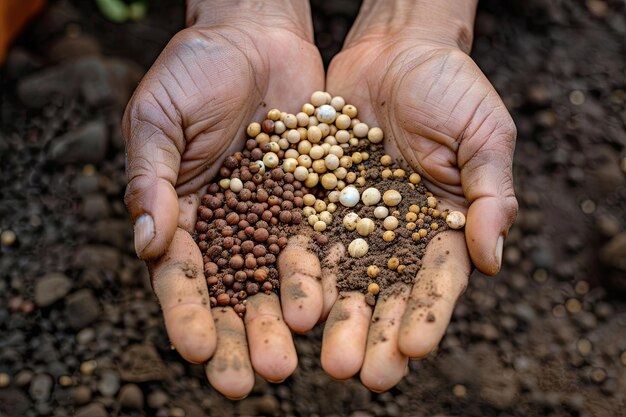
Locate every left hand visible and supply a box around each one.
[319,1,518,391]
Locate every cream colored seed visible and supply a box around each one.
[321,173,338,190]
[397,265,406,273]
[267,109,281,121]
[335,115,351,130]
[380,155,393,166]
[328,191,340,203]
[298,140,312,155]
[340,156,353,169]
[255,132,269,144]
[308,214,319,226]
[343,213,360,231]
[325,154,340,170]
[297,155,312,168]
[284,114,297,129]
[327,203,337,213]
[319,211,333,225]
[324,135,337,146]
[305,173,319,188]
[446,211,466,229]
[431,223,439,231]
[314,199,327,213]
[310,91,327,107]
[432,209,441,218]
[418,228,428,238]
[383,190,402,206]
[383,231,396,242]
[348,238,369,258]
[394,169,406,178]
[278,138,290,149]
[330,96,346,111]
[345,172,357,183]
[383,216,399,231]
[247,122,261,137]
[302,103,315,116]
[334,167,347,179]
[330,125,338,136]
[302,206,315,217]
[336,181,346,190]
[353,122,369,138]
[230,178,243,193]
[361,152,370,161]
[367,265,380,279]
[356,218,376,237]
[339,186,360,207]
[342,104,358,118]
[349,137,359,147]
[219,178,230,189]
[294,166,309,181]
[406,212,417,222]
[335,129,350,143]
[367,127,384,144]
[287,129,300,144]
[367,282,380,296]
[387,257,400,270]
[409,204,420,213]
[406,222,416,231]
[268,142,280,153]
[409,173,421,184]
[283,149,298,160]
[312,160,327,174]
[318,123,330,137]
[374,206,389,219]
[274,121,286,134]
[321,143,332,155]
[314,221,327,232]
[310,145,325,160]
[355,177,366,187]
[352,152,363,164]
[316,104,337,124]
[303,194,316,206]
[308,126,322,143]
[427,196,438,208]
[296,112,309,126]
[361,188,382,206]
[283,158,298,173]
[329,145,344,157]
[381,169,392,179]
[309,116,319,126]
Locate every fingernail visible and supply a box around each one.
[495,234,504,270]
[134,214,155,257]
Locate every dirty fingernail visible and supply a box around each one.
[134,214,155,257]
[495,234,504,270]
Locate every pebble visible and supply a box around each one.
[97,370,120,396]
[65,289,101,329]
[34,273,72,307]
[29,373,53,402]
[147,390,169,409]
[72,386,92,405]
[0,230,16,247]
[118,384,144,409]
[49,120,108,164]
[75,403,108,417]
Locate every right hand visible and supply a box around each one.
[123,1,324,399]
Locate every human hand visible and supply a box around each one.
[122,0,324,399]
[320,0,518,391]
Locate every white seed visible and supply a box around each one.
[282,158,298,173]
[263,152,279,168]
[353,122,369,138]
[325,154,340,170]
[229,178,243,193]
[294,166,309,181]
[339,186,360,207]
[308,126,322,143]
[314,220,327,232]
[446,211,466,229]
[343,212,360,231]
[330,96,346,111]
[296,112,309,126]
[287,129,301,144]
[361,188,382,206]
[368,127,384,143]
[334,167,347,179]
[310,91,327,107]
[303,206,315,217]
[348,238,369,258]
[356,218,376,237]
[274,120,286,134]
[329,145,344,157]
[284,114,298,129]
[316,104,337,124]
[335,129,350,143]
[383,216,399,231]
[383,190,402,206]
[374,206,389,219]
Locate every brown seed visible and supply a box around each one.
[229,255,244,270]
[277,237,289,248]
[292,211,303,224]
[279,211,292,223]
[245,257,257,269]
[253,245,267,257]
[196,221,208,232]
[234,303,246,315]
[216,293,230,306]
[206,276,218,286]
[198,207,213,221]
[209,297,217,307]
[247,282,259,295]
[316,233,329,246]
[219,167,231,177]
[222,274,234,287]
[205,262,218,275]
[226,212,239,225]
[241,240,254,253]
[269,244,280,254]
[262,282,273,292]
[262,119,275,133]
[254,268,268,282]
[265,254,276,264]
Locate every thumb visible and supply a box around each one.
[458,103,518,276]
[123,87,183,260]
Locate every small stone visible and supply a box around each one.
[72,386,92,405]
[0,230,16,247]
[65,289,101,330]
[118,384,144,409]
[120,344,167,382]
[29,373,53,402]
[97,370,120,396]
[34,273,72,307]
[75,403,108,417]
[49,120,108,164]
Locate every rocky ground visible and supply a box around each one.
[0,0,625,416]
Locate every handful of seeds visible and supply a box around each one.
[196,92,466,316]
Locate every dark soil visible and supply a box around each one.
[0,1,625,416]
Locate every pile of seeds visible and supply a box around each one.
[196,91,466,315]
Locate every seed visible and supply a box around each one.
[216,293,231,306]
[229,178,243,193]
[296,112,309,126]
[409,205,420,213]
[431,223,439,230]
[367,127,384,144]
[339,186,360,207]
[343,213,360,231]
[358,187,380,206]
[310,91,327,107]
[411,232,420,241]
[263,152,279,168]
[380,155,393,166]
[219,178,231,190]
[381,169,392,179]
[308,214,319,226]
[284,114,298,129]
[274,121,286,134]
[309,145,325,160]
[293,166,308,182]
[308,126,322,143]
[314,221,327,232]
[330,96,345,111]
[367,282,380,296]
[418,228,428,238]
[313,199,327,213]
[256,132,270,144]
[367,265,380,278]
[387,257,400,270]
[305,173,319,188]
[352,152,363,164]
[382,230,396,242]
[329,145,344,157]
[427,196,438,208]
[406,222,416,231]
[409,173,421,184]
[353,122,369,138]
[282,158,298,173]
[342,104,358,118]
[383,190,402,206]
[393,169,406,178]
[446,211,466,229]
[316,104,337,124]
[356,218,375,237]
[312,160,327,174]
[348,238,369,258]
[335,115,351,130]
[319,211,333,225]
[397,265,406,273]
[1,230,16,247]
[406,212,417,222]
[302,103,315,115]
[247,122,261,137]
[374,206,389,219]
[383,216,399,231]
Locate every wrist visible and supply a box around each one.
[346,0,478,54]
[186,0,314,43]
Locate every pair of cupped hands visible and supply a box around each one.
[122,1,517,399]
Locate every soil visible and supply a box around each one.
[0,1,625,416]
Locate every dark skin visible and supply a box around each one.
[124,0,517,398]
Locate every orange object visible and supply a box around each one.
[0,0,46,64]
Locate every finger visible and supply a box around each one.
[206,307,255,400]
[457,98,518,275]
[150,228,216,363]
[245,292,298,382]
[321,292,371,380]
[360,289,410,392]
[123,87,183,259]
[320,243,344,321]
[398,231,470,358]
[278,235,324,333]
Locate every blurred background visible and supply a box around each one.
[0,0,625,416]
